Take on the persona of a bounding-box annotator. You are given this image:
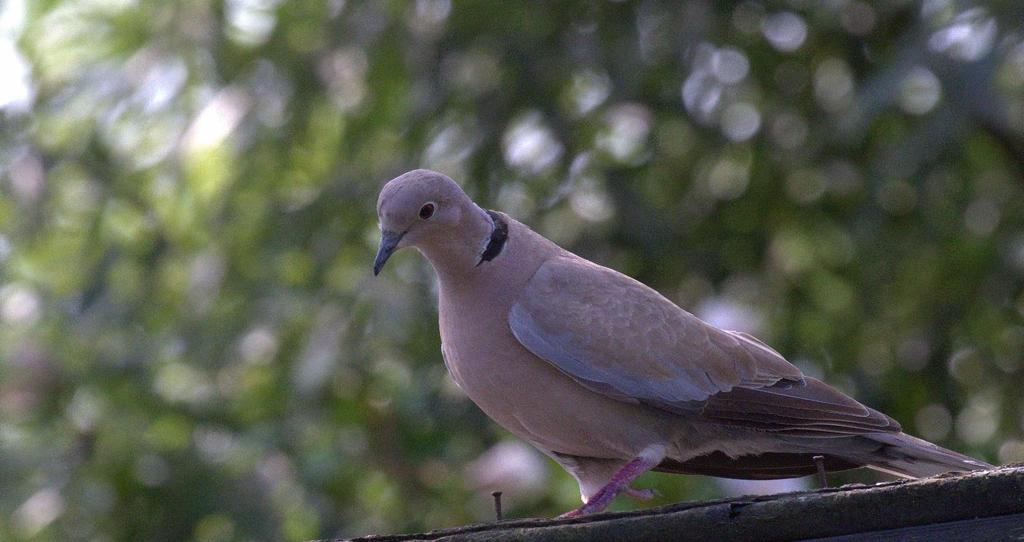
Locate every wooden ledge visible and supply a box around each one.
[329,465,1024,541]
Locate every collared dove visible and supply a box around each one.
[373,169,992,517]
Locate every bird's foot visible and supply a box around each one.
[558,490,616,518]
[624,487,659,501]
[557,484,657,517]
[557,508,586,519]
[556,445,665,518]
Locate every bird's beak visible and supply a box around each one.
[373,230,405,276]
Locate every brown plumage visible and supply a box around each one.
[374,169,992,517]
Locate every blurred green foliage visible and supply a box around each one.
[1,0,1024,540]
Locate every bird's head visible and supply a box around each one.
[373,169,484,275]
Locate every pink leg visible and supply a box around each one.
[558,446,664,518]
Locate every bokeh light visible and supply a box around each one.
[1,1,1022,540]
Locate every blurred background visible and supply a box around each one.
[1,0,1023,540]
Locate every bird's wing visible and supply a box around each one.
[510,256,899,436]
[509,256,804,403]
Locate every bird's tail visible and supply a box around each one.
[859,432,993,478]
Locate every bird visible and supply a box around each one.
[372,169,993,517]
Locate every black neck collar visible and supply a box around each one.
[476,210,508,267]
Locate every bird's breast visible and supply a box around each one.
[437,291,522,399]
[436,287,676,459]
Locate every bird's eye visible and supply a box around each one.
[419,202,436,220]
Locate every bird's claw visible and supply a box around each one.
[624,487,659,500]
[558,486,658,518]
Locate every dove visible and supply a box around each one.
[373,169,992,517]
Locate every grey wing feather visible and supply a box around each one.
[509,256,900,438]
[509,304,697,403]
[508,256,804,405]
